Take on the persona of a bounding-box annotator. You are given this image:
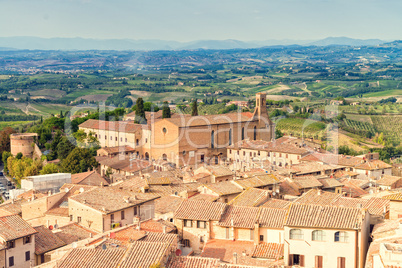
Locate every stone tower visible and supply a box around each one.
[253,93,274,141]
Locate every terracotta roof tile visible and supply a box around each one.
[292,176,323,189]
[219,206,259,229]
[189,193,219,202]
[71,171,109,186]
[294,189,342,206]
[174,200,227,221]
[229,188,271,207]
[55,223,98,244]
[57,248,126,268]
[260,199,291,209]
[139,219,177,233]
[202,181,243,196]
[285,203,364,230]
[34,225,67,254]
[79,119,142,133]
[98,156,152,174]
[69,187,159,214]
[155,195,184,215]
[354,159,392,170]
[258,208,287,229]
[167,256,220,268]
[0,214,37,241]
[377,175,402,187]
[119,241,169,268]
[318,178,344,188]
[165,112,256,127]
[252,243,284,259]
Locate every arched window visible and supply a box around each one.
[145,152,149,160]
[162,154,167,161]
[334,231,348,243]
[211,130,215,148]
[312,230,326,241]
[289,229,303,240]
[229,129,232,146]
[254,126,257,140]
[241,127,245,140]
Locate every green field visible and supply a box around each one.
[363,90,402,98]
[275,117,327,140]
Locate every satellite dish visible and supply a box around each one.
[54,224,58,229]
[79,188,84,193]
[64,188,69,193]
[102,244,107,250]
[72,242,77,248]
[175,249,182,256]
[48,225,53,230]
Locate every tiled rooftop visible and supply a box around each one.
[202,181,243,196]
[34,225,67,254]
[119,241,169,268]
[285,203,364,230]
[174,200,227,221]
[79,119,142,133]
[71,170,109,186]
[218,206,260,229]
[377,175,402,186]
[155,195,184,215]
[69,187,160,214]
[258,208,287,229]
[0,214,37,241]
[55,223,98,244]
[229,188,271,207]
[167,256,220,268]
[252,243,284,259]
[260,198,291,209]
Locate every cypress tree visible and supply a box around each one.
[135,98,147,124]
[191,100,198,116]
[162,101,171,119]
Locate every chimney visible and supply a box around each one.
[137,220,141,231]
[163,226,166,234]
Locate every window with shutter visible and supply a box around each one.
[288,254,294,266]
[337,257,346,268]
[315,256,323,268]
[300,255,305,267]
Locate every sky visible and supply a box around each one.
[0,0,401,41]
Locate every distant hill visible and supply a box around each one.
[308,37,385,47]
[0,36,391,51]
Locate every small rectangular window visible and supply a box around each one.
[184,220,193,228]
[197,221,206,229]
[9,257,14,267]
[134,207,138,216]
[110,214,114,224]
[260,235,264,242]
[25,251,30,261]
[125,138,127,142]
[7,241,15,249]
[23,236,31,244]
[77,216,82,223]
[121,211,125,220]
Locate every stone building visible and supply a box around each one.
[10,133,41,159]
[79,93,274,167]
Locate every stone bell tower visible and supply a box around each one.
[253,93,274,141]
